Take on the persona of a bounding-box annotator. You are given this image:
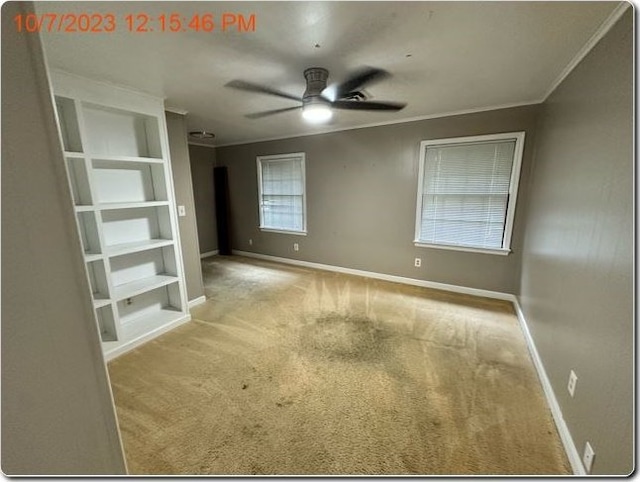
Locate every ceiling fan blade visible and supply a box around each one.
[323,67,390,101]
[245,106,302,119]
[331,100,406,111]
[226,80,302,102]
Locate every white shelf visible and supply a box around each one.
[64,151,85,159]
[105,239,174,258]
[119,308,183,340]
[89,154,165,164]
[98,201,169,211]
[93,298,111,309]
[112,275,179,301]
[75,205,95,212]
[101,310,189,360]
[84,253,103,262]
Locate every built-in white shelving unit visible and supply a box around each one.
[51,71,190,360]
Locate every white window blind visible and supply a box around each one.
[257,153,306,233]
[415,133,524,253]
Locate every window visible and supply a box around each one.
[414,132,525,255]
[257,152,306,234]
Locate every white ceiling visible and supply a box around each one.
[38,1,621,146]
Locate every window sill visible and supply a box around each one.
[413,242,511,256]
[260,227,307,236]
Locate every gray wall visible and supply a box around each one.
[189,144,218,254]
[216,105,539,294]
[519,10,633,475]
[166,113,205,301]
[1,1,126,474]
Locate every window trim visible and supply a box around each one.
[256,152,307,235]
[413,131,525,255]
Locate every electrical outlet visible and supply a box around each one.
[414,257,421,267]
[177,205,186,217]
[293,243,299,251]
[583,441,595,473]
[249,238,253,246]
[568,370,578,397]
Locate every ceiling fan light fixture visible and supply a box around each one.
[302,103,332,123]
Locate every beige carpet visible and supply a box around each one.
[107,255,570,475]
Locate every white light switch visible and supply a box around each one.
[178,205,186,217]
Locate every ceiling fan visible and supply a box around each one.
[225,67,406,123]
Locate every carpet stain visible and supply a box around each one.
[299,313,387,362]
[107,255,571,475]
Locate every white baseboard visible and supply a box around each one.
[511,298,585,475]
[103,313,191,362]
[200,250,219,259]
[232,249,581,474]
[232,250,513,302]
[188,295,207,309]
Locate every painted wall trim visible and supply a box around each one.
[164,105,189,115]
[103,314,191,361]
[51,68,161,104]
[188,141,217,149]
[200,250,219,258]
[511,298,585,475]
[542,2,631,101]
[188,296,207,309]
[216,100,540,148]
[232,250,513,301]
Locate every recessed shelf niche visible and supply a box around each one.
[92,159,168,204]
[96,305,117,342]
[66,157,92,206]
[87,259,110,302]
[101,206,172,250]
[109,246,177,293]
[54,96,82,153]
[83,103,162,159]
[76,211,101,256]
[118,283,182,326]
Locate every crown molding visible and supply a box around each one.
[215,100,540,148]
[187,141,217,149]
[164,106,189,115]
[542,1,631,101]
